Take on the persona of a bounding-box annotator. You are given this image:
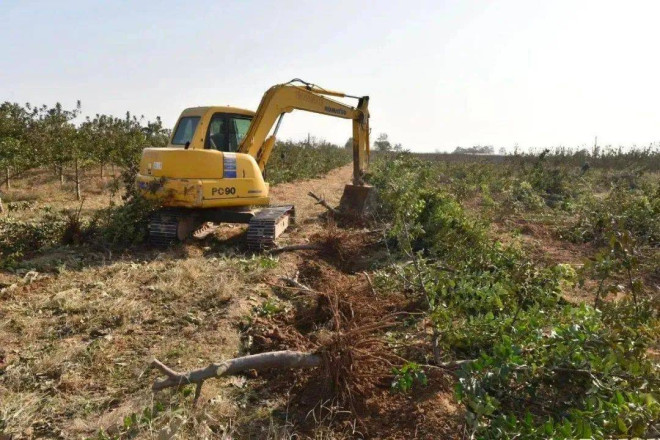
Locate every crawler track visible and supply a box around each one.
[147,209,182,247]
[246,205,295,250]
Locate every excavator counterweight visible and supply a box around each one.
[136,79,373,248]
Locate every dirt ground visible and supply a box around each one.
[0,165,463,439]
[4,162,647,438]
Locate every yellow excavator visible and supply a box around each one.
[136,79,372,248]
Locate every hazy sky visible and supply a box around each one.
[1,0,658,152]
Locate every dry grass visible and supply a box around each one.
[0,245,285,438]
[0,165,467,439]
[1,168,122,222]
[0,165,378,439]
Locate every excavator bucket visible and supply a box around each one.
[339,184,376,219]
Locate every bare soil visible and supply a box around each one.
[0,165,462,439]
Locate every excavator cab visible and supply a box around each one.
[168,109,253,152]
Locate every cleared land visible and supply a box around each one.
[1,151,659,439]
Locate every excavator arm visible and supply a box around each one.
[238,80,370,185]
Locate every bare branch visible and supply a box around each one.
[363,271,376,296]
[269,243,322,254]
[279,276,314,292]
[308,192,338,216]
[151,351,322,399]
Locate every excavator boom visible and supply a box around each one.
[239,81,370,184]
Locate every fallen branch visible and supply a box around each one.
[429,359,645,384]
[308,192,338,216]
[152,350,321,402]
[363,271,376,296]
[279,276,314,292]
[269,243,322,254]
[438,359,476,369]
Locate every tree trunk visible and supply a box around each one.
[151,350,321,401]
[59,164,65,186]
[100,162,104,179]
[5,167,10,190]
[74,158,81,200]
[111,163,116,177]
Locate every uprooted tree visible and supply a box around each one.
[150,289,398,415]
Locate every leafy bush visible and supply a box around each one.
[568,184,660,245]
[508,180,545,211]
[391,362,428,392]
[369,154,659,438]
[90,196,159,246]
[456,303,659,438]
[0,213,65,268]
[266,140,351,185]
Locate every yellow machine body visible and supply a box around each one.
[136,80,371,247]
[136,106,270,208]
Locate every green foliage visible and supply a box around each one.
[0,100,168,194]
[266,139,351,184]
[420,144,660,171]
[568,183,660,246]
[253,298,283,317]
[91,196,160,246]
[239,255,279,271]
[455,304,659,438]
[0,194,158,267]
[369,154,659,438]
[0,212,65,268]
[508,180,545,211]
[391,362,427,392]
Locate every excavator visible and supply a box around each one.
[136,79,372,249]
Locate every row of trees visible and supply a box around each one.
[0,101,169,199]
[452,145,496,154]
[345,133,404,152]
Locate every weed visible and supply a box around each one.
[391,362,427,393]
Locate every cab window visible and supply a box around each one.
[231,116,252,147]
[171,116,200,146]
[205,113,252,152]
[206,114,228,151]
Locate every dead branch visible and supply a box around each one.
[152,350,321,401]
[279,276,314,292]
[362,271,376,296]
[438,359,476,369]
[308,192,338,216]
[269,243,322,254]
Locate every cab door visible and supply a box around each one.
[204,113,253,153]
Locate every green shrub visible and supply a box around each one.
[266,140,351,185]
[391,362,427,392]
[508,180,545,211]
[568,184,660,245]
[91,196,159,246]
[0,213,65,268]
[369,155,659,438]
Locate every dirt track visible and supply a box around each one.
[271,163,352,219]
